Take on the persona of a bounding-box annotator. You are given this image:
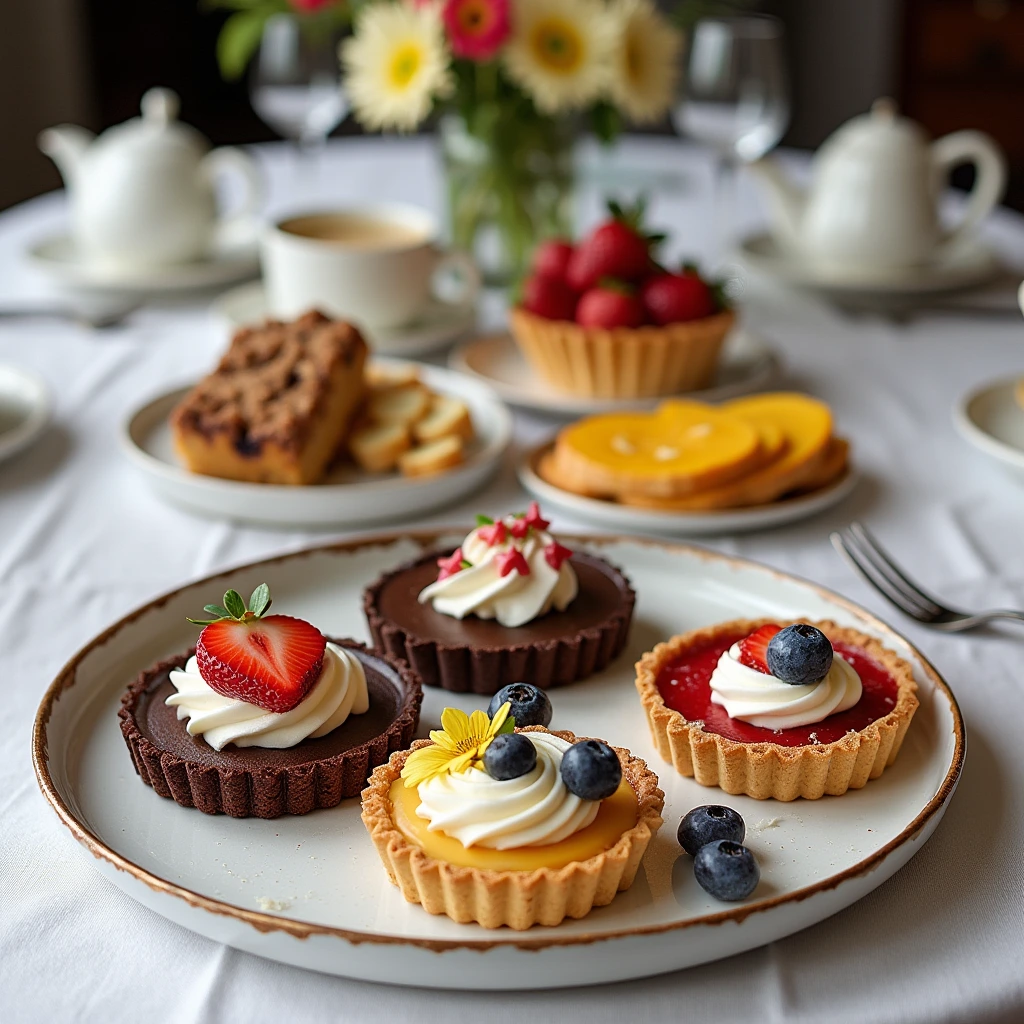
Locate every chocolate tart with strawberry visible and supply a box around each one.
[511,200,735,401]
[635,619,919,801]
[118,584,421,818]
[363,503,635,695]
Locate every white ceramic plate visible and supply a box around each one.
[449,328,780,416]
[33,533,964,989]
[26,234,259,294]
[518,443,859,537]
[213,281,477,357]
[738,232,1001,297]
[0,363,51,463]
[120,360,512,528]
[954,376,1024,483]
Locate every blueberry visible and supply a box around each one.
[766,623,834,685]
[483,733,537,780]
[677,805,745,857]
[693,840,760,902]
[487,683,553,728]
[560,740,621,800]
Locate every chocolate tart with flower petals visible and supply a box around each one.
[118,638,421,819]
[363,550,635,694]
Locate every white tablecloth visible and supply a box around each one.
[2,137,1024,1024]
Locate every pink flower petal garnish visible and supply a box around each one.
[478,521,508,546]
[524,500,550,532]
[496,549,530,578]
[437,547,465,581]
[544,541,573,571]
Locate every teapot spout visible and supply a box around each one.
[748,157,806,250]
[38,125,95,186]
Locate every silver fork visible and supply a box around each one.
[830,522,1024,632]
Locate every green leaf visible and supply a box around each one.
[591,102,622,146]
[223,589,247,619]
[475,514,494,526]
[186,617,220,626]
[249,583,271,618]
[216,9,272,81]
[460,559,473,570]
[497,715,516,735]
[203,604,231,619]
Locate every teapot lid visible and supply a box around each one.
[93,87,208,162]
[818,98,929,161]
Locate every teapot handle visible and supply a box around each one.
[200,147,264,249]
[931,131,1006,255]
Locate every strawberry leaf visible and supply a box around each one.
[249,583,271,618]
[223,589,246,619]
[203,604,230,619]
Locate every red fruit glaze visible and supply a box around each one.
[495,548,530,578]
[196,615,326,714]
[736,623,781,674]
[655,633,899,747]
[533,239,575,282]
[576,287,646,329]
[641,272,716,325]
[566,220,651,291]
[523,274,578,321]
[437,547,465,580]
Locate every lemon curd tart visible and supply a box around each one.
[361,705,663,929]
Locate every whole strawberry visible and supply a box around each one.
[576,284,646,329]
[523,273,578,321]
[532,239,575,282]
[189,583,327,714]
[641,271,717,325]
[566,199,660,292]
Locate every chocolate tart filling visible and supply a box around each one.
[363,550,635,694]
[118,639,422,819]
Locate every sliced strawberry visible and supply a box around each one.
[196,614,326,713]
[736,624,782,675]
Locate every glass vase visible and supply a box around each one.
[440,112,575,288]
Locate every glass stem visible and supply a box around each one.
[712,151,737,271]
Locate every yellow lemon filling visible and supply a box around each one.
[388,777,638,871]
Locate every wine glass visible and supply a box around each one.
[673,15,789,264]
[249,13,349,170]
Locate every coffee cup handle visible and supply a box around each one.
[931,131,1006,255]
[202,146,264,250]
[430,248,481,311]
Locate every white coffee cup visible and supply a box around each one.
[261,205,480,330]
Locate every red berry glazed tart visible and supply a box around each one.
[635,619,919,801]
[118,584,421,818]
[362,503,635,694]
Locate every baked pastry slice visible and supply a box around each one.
[171,309,367,485]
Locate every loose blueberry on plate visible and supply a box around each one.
[487,682,553,728]
[767,623,834,684]
[560,739,621,800]
[483,733,537,780]
[693,840,760,901]
[677,805,745,857]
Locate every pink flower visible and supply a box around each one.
[437,548,466,580]
[289,0,338,12]
[478,520,508,546]
[496,548,530,578]
[442,0,510,61]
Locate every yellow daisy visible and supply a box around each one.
[607,0,683,124]
[402,703,512,788]
[503,0,617,114]
[341,2,454,133]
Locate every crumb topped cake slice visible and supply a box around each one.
[171,309,367,485]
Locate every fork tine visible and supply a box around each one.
[830,531,935,621]
[848,522,946,615]
[840,528,939,618]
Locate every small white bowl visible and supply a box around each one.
[954,377,1024,483]
[0,364,51,464]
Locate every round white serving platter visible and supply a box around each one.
[213,281,477,357]
[518,443,859,537]
[449,328,779,416]
[119,360,512,528]
[0,363,51,463]
[737,232,1001,297]
[954,376,1024,484]
[34,532,964,990]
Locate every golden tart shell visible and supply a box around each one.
[635,618,919,801]
[360,726,664,930]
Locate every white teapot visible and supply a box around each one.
[749,99,1006,274]
[39,88,262,270]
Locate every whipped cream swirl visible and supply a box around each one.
[414,733,599,849]
[166,642,369,751]
[710,641,862,730]
[418,513,578,628]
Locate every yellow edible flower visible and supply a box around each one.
[402,703,512,788]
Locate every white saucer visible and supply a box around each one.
[120,360,511,528]
[213,282,477,357]
[738,232,1001,297]
[449,328,780,416]
[0,364,51,463]
[954,376,1024,483]
[518,443,858,536]
[26,235,259,294]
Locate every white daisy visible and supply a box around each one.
[607,0,683,124]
